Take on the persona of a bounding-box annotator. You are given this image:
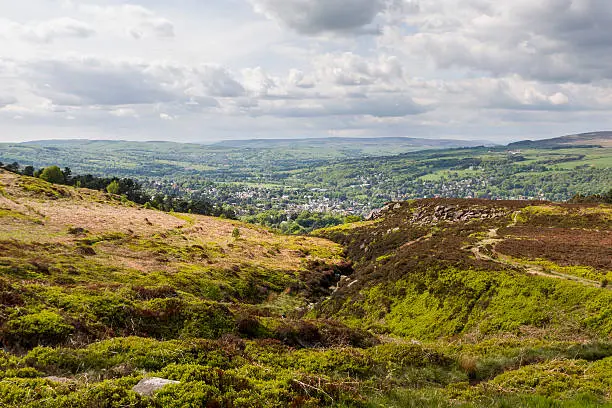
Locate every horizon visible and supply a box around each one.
[1,2,612,143]
[2,130,611,146]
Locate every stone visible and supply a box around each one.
[365,209,382,220]
[45,376,72,383]
[132,377,180,397]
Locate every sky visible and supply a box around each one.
[1,0,611,143]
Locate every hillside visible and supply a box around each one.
[508,131,612,149]
[314,199,612,338]
[212,136,487,151]
[1,170,612,407]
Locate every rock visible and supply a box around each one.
[365,209,382,220]
[45,376,72,383]
[132,377,180,397]
[393,203,402,210]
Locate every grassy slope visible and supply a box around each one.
[313,199,612,404]
[1,171,611,407]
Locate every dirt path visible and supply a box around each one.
[470,228,607,289]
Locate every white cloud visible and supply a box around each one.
[109,108,139,118]
[0,17,95,43]
[159,113,176,121]
[311,52,404,86]
[79,4,175,39]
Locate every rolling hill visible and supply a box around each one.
[212,136,488,152]
[508,131,612,149]
[1,169,611,407]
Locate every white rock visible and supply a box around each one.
[132,377,180,397]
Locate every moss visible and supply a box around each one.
[316,267,612,340]
[476,358,612,401]
[0,209,36,222]
[18,178,68,198]
[2,311,74,349]
[376,253,394,263]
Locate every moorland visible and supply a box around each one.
[0,160,611,407]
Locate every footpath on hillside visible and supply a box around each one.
[469,223,607,289]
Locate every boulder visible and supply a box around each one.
[132,377,180,397]
[365,209,382,220]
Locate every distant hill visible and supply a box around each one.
[508,131,612,149]
[213,136,489,152]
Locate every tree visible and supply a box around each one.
[39,166,65,184]
[106,180,120,195]
[23,166,35,177]
[4,162,19,173]
[62,167,72,183]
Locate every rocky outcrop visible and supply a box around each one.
[132,377,180,397]
[410,204,509,225]
[367,201,510,225]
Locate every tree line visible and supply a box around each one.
[0,162,236,218]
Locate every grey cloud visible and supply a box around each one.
[187,66,245,98]
[22,58,243,107]
[257,93,427,118]
[146,19,175,38]
[393,0,612,83]
[27,59,178,106]
[251,0,385,35]
[0,95,17,108]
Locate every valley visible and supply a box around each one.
[1,133,611,221]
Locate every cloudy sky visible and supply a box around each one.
[1,0,611,143]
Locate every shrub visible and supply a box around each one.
[2,311,74,349]
[39,166,65,184]
[106,180,120,195]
